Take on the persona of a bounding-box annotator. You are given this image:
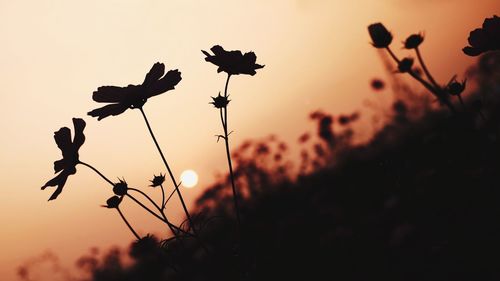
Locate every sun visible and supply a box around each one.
[180,170,199,188]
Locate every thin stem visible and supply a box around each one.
[164,185,177,205]
[139,107,197,235]
[458,95,466,109]
[159,184,166,210]
[78,161,114,186]
[126,191,189,237]
[117,207,140,240]
[385,46,400,63]
[129,188,164,216]
[386,47,455,113]
[126,193,166,223]
[415,47,440,89]
[128,188,178,234]
[221,74,242,229]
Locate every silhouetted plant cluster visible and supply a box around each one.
[34,16,500,281]
[40,46,263,253]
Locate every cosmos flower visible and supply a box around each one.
[88,63,182,120]
[41,118,86,201]
[202,45,264,76]
[210,93,230,109]
[404,33,424,49]
[463,15,500,56]
[368,23,393,48]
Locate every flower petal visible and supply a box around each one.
[72,118,86,150]
[53,159,66,173]
[41,169,73,201]
[54,127,71,153]
[143,62,165,86]
[146,69,182,98]
[462,46,483,56]
[92,85,141,103]
[88,103,129,120]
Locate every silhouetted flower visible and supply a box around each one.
[150,174,165,187]
[393,100,408,115]
[103,196,122,208]
[404,33,424,49]
[130,235,160,259]
[318,115,334,143]
[202,45,264,76]
[371,79,385,91]
[113,179,128,196]
[88,63,182,120]
[446,79,467,96]
[368,23,393,48]
[41,118,86,201]
[463,15,500,56]
[398,58,414,73]
[210,93,230,108]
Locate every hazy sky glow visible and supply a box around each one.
[0,1,498,279]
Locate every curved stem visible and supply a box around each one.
[164,185,177,205]
[415,47,439,89]
[126,193,166,223]
[78,161,114,186]
[117,207,140,240]
[458,95,466,109]
[385,46,400,63]
[129,188,164,215]
[386,47,455,113]
[159,184,166,210]
[128,188,183,237]
[138,107,197,235]
[221,74,242,229]
[126,190,189,237]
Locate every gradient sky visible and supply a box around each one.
[0,0,498,279]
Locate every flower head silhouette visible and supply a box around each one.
[88,63,182,120]
[398,57,414,73]
[150,174,165,187]
[41,118,86,201]
[210,93,230,108]
[463,15,500,56]
[368,23,393,48]
[446,79,467,96]
[202,45,264,76]
[102,196,122,208]
[113,179,128,196]
[404,33,424,49]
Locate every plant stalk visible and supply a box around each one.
[220,74,242,229]
[139,107,198,235]
[117,207,140,240]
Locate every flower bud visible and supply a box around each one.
[103,196,122,208]
[447,79,467,96]
[398,58,414,73]
[113,179,128,196]
[210,93,230,109]
[368,23,393,48]
[404,33,424,49]
[150,173,165,187]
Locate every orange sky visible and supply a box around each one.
[0,1,498,280]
